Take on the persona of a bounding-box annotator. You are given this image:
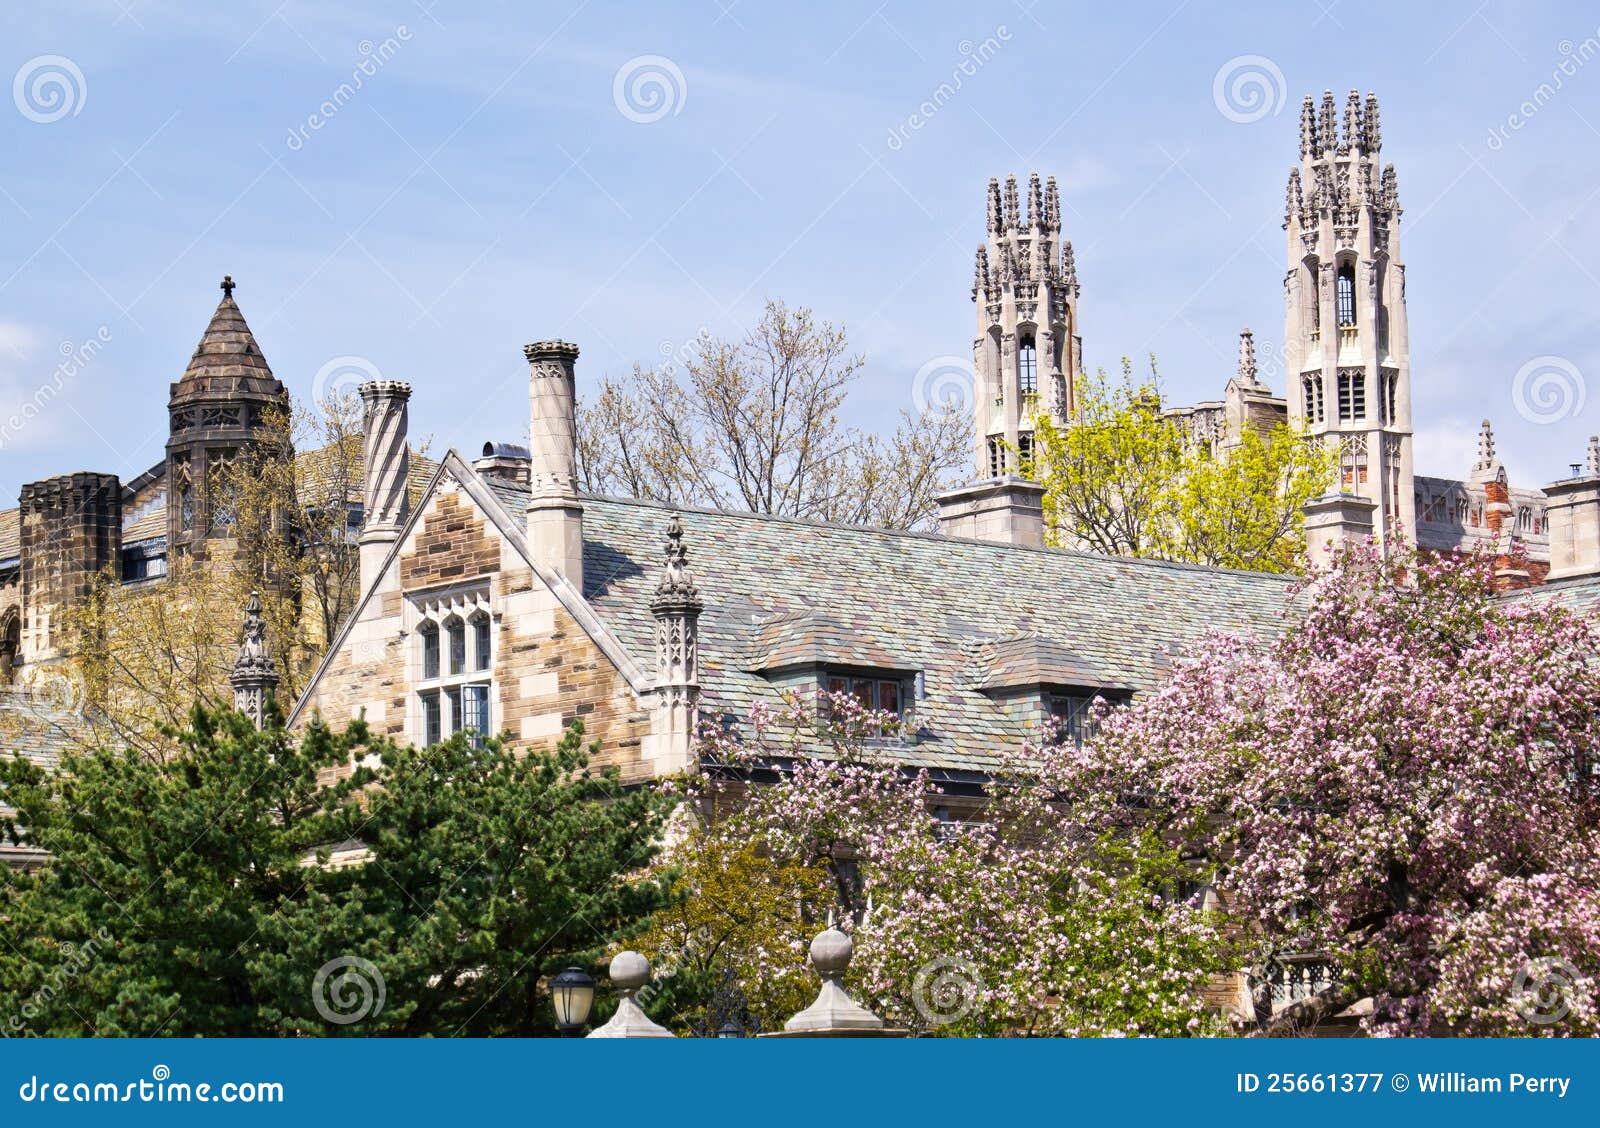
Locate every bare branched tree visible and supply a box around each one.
[578,300,967,530]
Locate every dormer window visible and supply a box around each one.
[824,671,912,741]
[1048,692,1097,748]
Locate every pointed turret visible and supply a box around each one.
[986,177,1003,237]
[972,244,991,302]
[165,277,291,559]
[1299,95,1317,160]
[1061,239,1078,292]
[1285,166,1304,229]
[1003,174,1020,230]
[1026,172,1043,229]
[1363,91,1381,152]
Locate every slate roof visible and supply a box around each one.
[1507,573,1600,617]
[0,686,84,868]
[0,507,17,565]
[178,285,276,386]
[485,478,1294,773]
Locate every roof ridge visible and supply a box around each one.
[572,490,1295,582]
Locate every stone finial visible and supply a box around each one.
[985,177,1002,236]
[1364,91,1381,152]
[767,925,898,1037]
[586,952,674,1038]
[1381,163,1400,217]
[1588,435,1599,476]
[1299,94,1317,160]
[220,274,236,298]
[651,513,702,612]
[1476,419,1497,472]
[1061,239,1077,291]
[971,244,990,303]
[1003,174,1020,231]
[230,591,279,729]
[1026,171,1043,228]
[1285,167,1303,228]
[1237,329,1258,387]
[1342,89,1362,153]
[1318,90,1338,155]
[1044,176,1061,232]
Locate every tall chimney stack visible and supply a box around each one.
[357,380,411,591]
[524,340,584,586]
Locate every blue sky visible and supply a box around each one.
[2,0,1598,499]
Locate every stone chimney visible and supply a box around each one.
[524,340,584,585]
[1544,435,1600,581]
[357,380,411,592]
[1303,492,1376,568]
[936,477,1046,547]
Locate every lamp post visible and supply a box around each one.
[549,967,596,1037]
[717,1020,743,1039]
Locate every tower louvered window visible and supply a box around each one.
[1301,375,1325,423]
[1338,371,1366,421]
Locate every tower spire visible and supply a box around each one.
[1318,90,1338,155]
[1298,94,1317,159]
[1044,176,1061,232]
[1003,174,1020,231]
[1364,91,1381,152]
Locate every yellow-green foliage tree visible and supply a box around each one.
[1031,361,1333,573]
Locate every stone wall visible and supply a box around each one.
[293,481,653,782]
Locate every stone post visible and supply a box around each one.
[587,952,675,1038]
[763,925,905,1038]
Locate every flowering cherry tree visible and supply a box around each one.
[1057,545,1600,1035]
[663,696,1235,1037]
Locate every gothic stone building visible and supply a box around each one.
[9,90,1600,777]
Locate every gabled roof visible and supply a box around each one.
[481,475,1294,774]
[966,633,1127,693]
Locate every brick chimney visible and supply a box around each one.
[357,380,411,592]
[524,340,584,586]
[1545,435,1600,581]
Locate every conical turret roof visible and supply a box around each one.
[177,275,276,387]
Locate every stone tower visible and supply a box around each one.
[17,472,122,663]
[165,276,290,562]
[970,172,1081,477]
[1283,91,1412,549]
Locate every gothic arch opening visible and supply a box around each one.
[0,608,19,685]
